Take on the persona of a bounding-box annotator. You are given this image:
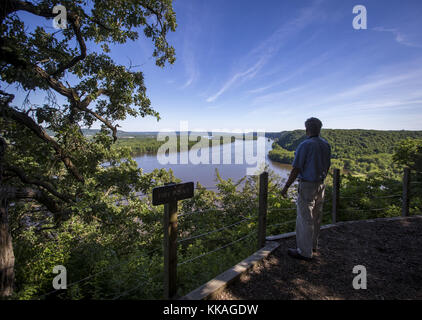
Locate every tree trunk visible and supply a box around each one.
[1,137,15,297]
[0,197,15,297]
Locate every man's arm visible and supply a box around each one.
[281,167,300,198]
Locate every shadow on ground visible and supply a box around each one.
[214,216,422,300]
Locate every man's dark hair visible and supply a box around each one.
[305,117,322,136]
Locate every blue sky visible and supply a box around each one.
[6,0,422,132]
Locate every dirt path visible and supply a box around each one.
[214,216,422,300]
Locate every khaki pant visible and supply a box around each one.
[296,181,325,258]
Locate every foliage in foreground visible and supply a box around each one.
[0,0,177,297]
[10,159,421,300]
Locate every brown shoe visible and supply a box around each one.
[287,248,313,261]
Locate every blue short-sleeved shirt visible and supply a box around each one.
[292,136,331,182]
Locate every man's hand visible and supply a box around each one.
[281,167,300,199]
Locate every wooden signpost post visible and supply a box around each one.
[257,171,268,249]
[332,168,340,224]
[152,182,194,299]
[402,168,410,217]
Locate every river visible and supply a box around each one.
[133,137,291,188]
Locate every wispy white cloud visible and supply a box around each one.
[181,49,199,89]
[180,2,201,89]
[373,27,422,48]
[353,98,422,111]
[323,69,422,103]
[318,97,422,116]
[248,51,332,95]
[243,59,422,123]
[252,85,307,106]
[206,57,266,102]
[206,0,325,103]
[301,67,422,117]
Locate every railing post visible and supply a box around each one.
[258,171,268,249]
[332,168,340,224]
[164,200,178,299]
[402,168,410,217]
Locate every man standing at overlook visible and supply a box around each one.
[281,117,331,261]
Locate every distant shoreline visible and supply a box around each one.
[114,135,258,157]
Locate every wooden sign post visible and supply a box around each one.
[152,182,194,299]
[257,171,268,249]
[332,168,340,224]
[402,168,410,217]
